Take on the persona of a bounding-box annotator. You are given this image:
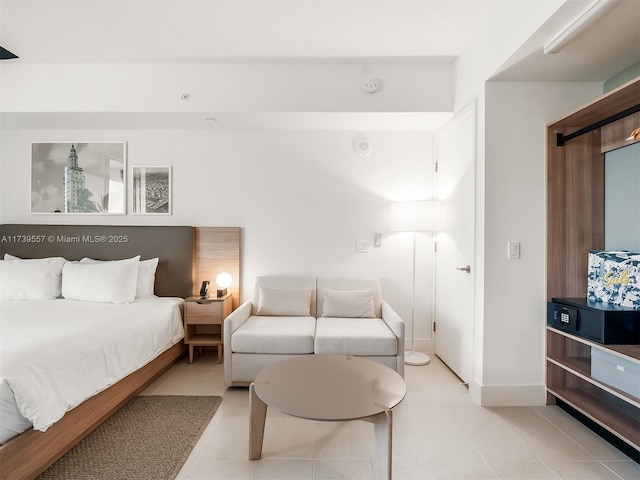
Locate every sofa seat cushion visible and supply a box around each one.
[231,316,316,354]
[314,317,397,356]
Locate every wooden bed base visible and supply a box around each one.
[0,342,186,480]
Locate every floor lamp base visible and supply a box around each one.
[404,350,431,366]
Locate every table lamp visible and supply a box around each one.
[215,272,232,297]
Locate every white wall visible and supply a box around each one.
[0,128,437,347]
[480,81,603,405]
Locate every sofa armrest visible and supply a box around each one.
[381,300,405,377]
[223,299,253,386]
[381,301,404,339]
[224,299,252,337]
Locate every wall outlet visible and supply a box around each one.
[356,240,369,253]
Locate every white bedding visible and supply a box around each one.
[0,297,184,444]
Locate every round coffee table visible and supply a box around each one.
[249,355,406,480]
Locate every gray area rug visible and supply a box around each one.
[38,395,222,480]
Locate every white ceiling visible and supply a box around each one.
[0,1,502,63]
[1,0,638,130]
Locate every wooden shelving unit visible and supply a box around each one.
[546,77,640,458]
[546,327,640,450]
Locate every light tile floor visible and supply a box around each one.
[140,352,639,480]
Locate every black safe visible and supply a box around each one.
[547,298,640,345]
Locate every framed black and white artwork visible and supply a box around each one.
[132,166,172,215]
[31,142,126,214]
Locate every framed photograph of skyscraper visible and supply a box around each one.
[132,166,172,215]
[31,142,126,214]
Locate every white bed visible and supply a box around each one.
[0,224,239,480]
[0,297,184,445]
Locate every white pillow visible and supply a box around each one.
[257,287,312,316]
[80,257,158,298]
[321,288,376,318]
[136,258,159,298]
[0,256,66,300]
[62,256,140,303]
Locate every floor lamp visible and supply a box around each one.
[391,200,438,366]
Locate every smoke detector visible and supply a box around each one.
[363,77,379,93]
[354,137,373,157]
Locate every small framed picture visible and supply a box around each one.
[132,166,172,215]
[31,142,126,214]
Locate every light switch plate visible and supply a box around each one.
[508,241,520,259]
[356,240,369,253]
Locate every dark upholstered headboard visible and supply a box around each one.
[0,224,194,298]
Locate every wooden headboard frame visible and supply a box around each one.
[0,224,241,302]
[194,227,242,309]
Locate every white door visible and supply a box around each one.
[434,105,476,383]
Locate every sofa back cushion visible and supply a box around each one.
[257,287,313,316]
[317,278,382,318]
[320,288,375,318]
[252,276,317,316]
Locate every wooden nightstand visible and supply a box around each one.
[184,293,233,364]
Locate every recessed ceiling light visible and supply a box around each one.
[205,117,217,122]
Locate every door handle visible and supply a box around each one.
[456,265,471,274]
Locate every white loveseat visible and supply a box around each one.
[223,276,405,386]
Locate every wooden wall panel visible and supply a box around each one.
[547,128,568,299]
[193,227,242,309]
[601,111,640,153]
[547,128,604,299]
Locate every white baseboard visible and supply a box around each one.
[469,381,547,406]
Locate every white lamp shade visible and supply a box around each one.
[390,201,438,232]
[215,272,232,288]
